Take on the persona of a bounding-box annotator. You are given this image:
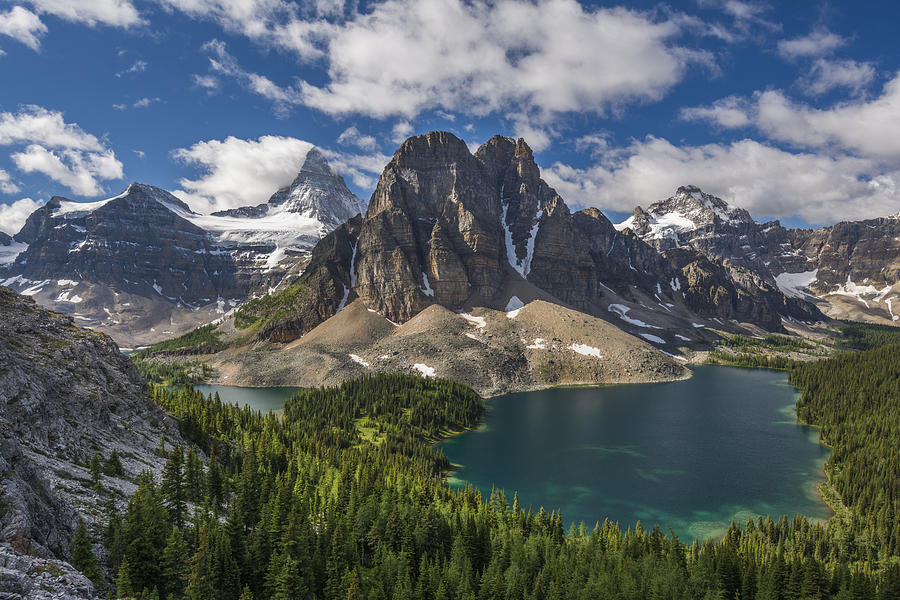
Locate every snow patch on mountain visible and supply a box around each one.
[774,269,818,299]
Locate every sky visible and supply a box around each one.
[1,0,900,236]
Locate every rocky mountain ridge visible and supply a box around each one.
[0,285,189,598]
[0,150,364,346]
[617,186,900,324]
[150,132,833,394]
[237,132,820,345]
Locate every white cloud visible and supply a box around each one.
[172,134,387,211]
[192,73,219,90]
[202,39,303,117]
[116,59,147,77]
[680,95,752,128]
[133,97,160,108]
[777,28,846,60]
[800,58,875,96]
[301,0,705,120]
[337,126,378,152]
[0,6,46,50]
[0,169,19,193]
[0,106,124,196]
[0,197,44,235]
[22,0,143,27]
[160,0,330,60]
[188,1,708,127]
[574,134,611,158]
[319,147,390,190]
[12,145,124,197]
[683,73,900,159]
[543,136,900,224]
[172,135,317,213]
[0,105,105,151]
[391,121,414,143]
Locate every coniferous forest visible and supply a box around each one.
[83,349,900,599]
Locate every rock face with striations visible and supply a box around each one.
[0,285,184,597]
[243,132,820,344]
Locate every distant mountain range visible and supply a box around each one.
[0,148,364,345]
[1,131,899,380]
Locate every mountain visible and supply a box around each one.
[617,186,900,324]
[155,132,828,395]
[216,147,365,229]
[0,285,188,598]
[0,150,364,346]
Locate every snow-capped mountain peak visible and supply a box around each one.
[615,185,754,242]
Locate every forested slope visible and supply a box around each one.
[86,363,899,599]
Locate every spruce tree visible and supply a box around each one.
[117,556,135,599]
[161,445,186,528]
[69,517,102,585]
[103,448,125,477]
[159,527,189,600]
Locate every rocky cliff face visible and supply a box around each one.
[0,285,184,590]
[617,185,900,324]
[240,132,819,348]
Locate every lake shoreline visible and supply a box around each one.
[438,365,834,541]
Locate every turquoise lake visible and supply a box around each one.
[191,384,305,414]
[438,366,831,541]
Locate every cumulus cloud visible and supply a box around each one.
[0,168,20,194]
[337,126,378,152]
[391,121,414,144]
[0,197,44,235]
[160,0,331,59]
[172,135,317,213]
[302,0,707,120]
[21,0,143,28]
[680,95,753,128]
[800,58,875,96]
[12,145,124,197]
[0,6,46,51]
[543,136,900,224]
[0,105,124,196]
[683,73,900,158]
[187,0,709,128]
[172,135,386,213]
[777,28,846,60]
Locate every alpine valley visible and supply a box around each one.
[3,131,900,600]
[58,131,900,395]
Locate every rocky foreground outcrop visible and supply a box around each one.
[0,285,186,598]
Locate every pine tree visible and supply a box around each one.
[103,448,125,477]
[117,556,136,599]
[159,527,189,600]
[161,444,186,528]
[69,517,102,585]
[89,451,102,489]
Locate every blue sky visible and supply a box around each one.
[2,0,900,235]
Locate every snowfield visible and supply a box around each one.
[774,269,818,299]
[413,363,436,377]
[568,343,603,358]
[608,304,662,329]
